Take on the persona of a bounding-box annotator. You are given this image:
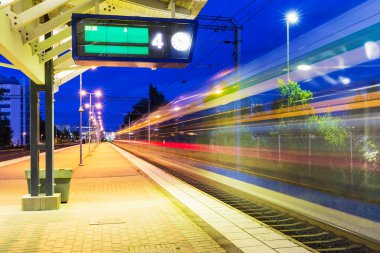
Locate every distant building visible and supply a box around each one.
[0,76,30,146]
[56,124,72,132]
[105,132,115,141]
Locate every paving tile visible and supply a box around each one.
[240,245,277,253]
[255,232,287,241]
[224,232,253,240]
[276,247,312,253]
[245,227,274,235]
[231,238,264,247]
[264,239,298,249]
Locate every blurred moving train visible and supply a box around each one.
[116,1,380,206]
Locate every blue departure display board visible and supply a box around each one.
[72,14,198,68]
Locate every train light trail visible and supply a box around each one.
[215,89,223,94]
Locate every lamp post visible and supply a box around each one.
[79,74,84,166]
[285,10,299,83]
[82,90,102,154]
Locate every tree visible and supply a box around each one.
[0,117,12,146]
[277,79,313,108]
[122,84,166,127]
[72,130,80,140]
[307,112,349,150]
[273,79,313,136]
[62,128,71,141]
[0,88,13,146]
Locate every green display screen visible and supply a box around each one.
[84,25,149,55]
[85,45,149,55]
[84,25,149,43]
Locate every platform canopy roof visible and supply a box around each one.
[0,0,207,90]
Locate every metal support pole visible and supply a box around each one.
[79,74,83,166]
[278,134,281,162]
[308,133,311,175]
[257,136,260,158]
[234,26,241,166]
[170,0,176,18]
[95,0,99,14]
[88,94,92,153]
[45,60,54,196]
[286,20,290,83]
[30,80,40,196]
[350,130,353,187]
[148,99,151,143]
[128,117,131,141]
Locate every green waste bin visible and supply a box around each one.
[25,169,73,203]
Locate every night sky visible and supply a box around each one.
[0,0,368,131]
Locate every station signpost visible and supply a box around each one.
[72,14,199,68]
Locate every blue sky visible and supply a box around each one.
[0,0,368,131]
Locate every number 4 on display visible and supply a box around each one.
[152,33,164,49]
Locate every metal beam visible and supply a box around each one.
[0,62,18,69]
[22,0,99,44]
[7,0,69,30]
[0,11,44,84]
[122,0,190,16]
[53,51,72,68]
[39,40,71,63]
[54,65,88,74]
[55,68,88,87]
[0,0,21,10]
[32,27,71,55]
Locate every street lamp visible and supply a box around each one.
[81,90,103,153]
[285,10,299,82]
[79,75,84,166]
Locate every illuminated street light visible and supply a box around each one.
[285,10,299,82]
[97,111,101,115]
[95,103,102,109]
[80,90,87,96]
[84,103,90,109]
[94,90,102,98]
[297,64,312,71]
[286,11,299,24]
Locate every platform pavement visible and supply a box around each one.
[0,143,226,252]
[0,143,312,253]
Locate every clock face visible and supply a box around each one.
[171,32,191,51]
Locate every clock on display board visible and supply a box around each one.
[171,32,191,51]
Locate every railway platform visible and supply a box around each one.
[0,143,310,253]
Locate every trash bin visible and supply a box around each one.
[25,169,73,203]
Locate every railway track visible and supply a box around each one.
[119,145,379,253]
[0,144,76,162]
